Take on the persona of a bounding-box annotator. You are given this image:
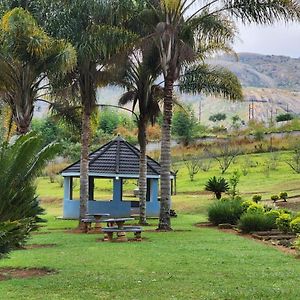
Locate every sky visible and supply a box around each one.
[234,22,300,58]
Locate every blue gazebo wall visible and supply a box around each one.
[63,177,159,219]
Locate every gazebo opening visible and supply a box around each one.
[61,135,173,219]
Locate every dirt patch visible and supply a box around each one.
[96,237,150,243]
[25,244,57,250]
[145,229,192,232]
[264,197,300,211]
[0,267,57,281]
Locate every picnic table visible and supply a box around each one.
[81,213,110,232]
[101,218,142,242]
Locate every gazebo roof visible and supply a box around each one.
[61,135,162,178]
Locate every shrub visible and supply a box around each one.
[241,200,256,212]
[208,199,244,225]
[252,195,262,203]
[265,210,281,223]
[238,212,276,233]
[0,219,31,259]
[247,203,265,214]
[205,176,229,200]
[271,195,279,203]
[290,217,300,234]
[276,213,292,233]
[279,192,288,202]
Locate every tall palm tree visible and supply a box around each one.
[0,8,76,134]
[147,0,300,230]
[43,0,139,226]
[118,47,162,225]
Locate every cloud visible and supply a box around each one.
[234,22,300,58]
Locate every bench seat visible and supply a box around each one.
[102,226,143,241]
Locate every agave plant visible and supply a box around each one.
[205,176,229,200]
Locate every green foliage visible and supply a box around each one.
[276,213,292,233]
[241,200,256,212]
[205,176,229,199]
[252,194,262,203]
[208,199,244,225]
[209,113,226,123]
[271,195,279,202]
[276,113,294,123]
[238,212,276,233]
[99,109,120,134]
[228,171,240,199]
[247,203,265,214]
[172,107,199,145]
[279,192,288,201]
[290,217,300,234]
[265,210,281,224]
[0,133,59,222]
[0,219,31,259]
[294,236,300,255]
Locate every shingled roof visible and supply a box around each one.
[61,136,162,178]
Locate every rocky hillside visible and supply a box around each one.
[210,53,300,91]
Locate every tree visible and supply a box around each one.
[44,0,139,226]
[147,0,300,230]
[118,46,162,225]
[172,106,198,146]
[207,142,240,174]
[276,113,294,122]
[183,155,201,181]
[209,113,227,123]
[0,8,76,134]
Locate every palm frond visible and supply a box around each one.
[179,63,243,101]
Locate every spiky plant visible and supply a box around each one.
[205,176,229,200]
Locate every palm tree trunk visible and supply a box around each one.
[138,119,148,225]
[79,106,91,228]
[158,75,173,231]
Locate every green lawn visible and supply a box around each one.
[1,150,300,299]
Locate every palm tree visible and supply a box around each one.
[147,0,300,230]
[118,47,162,225]
[43,0,139,226]
[0,8,76,134]
[205,176,230,200]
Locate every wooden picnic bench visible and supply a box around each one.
[102,226,143,242]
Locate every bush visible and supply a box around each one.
[247,203,265,214]
[0,219,31,259]
[294,237,300,255]
[241,200,256,212]
[271,195,279,203]
[252,195,262,203]
[290,217,300,234]
[265,210,281,223]
[208,199,244,225]
[279,192,288,202]
[238,212,276,233]
[276,213,292,233]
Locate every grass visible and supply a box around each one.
[2,150,300,299]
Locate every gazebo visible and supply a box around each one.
[61,135,173,219]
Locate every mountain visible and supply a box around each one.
[210,53,300,91]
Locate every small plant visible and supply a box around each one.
[241,200,256,212]
[265,210,281,223]
[238,212,275,233]
[279,192,288,202]
[252,195,262,203]
[290,217,300,234]
[205,176,230,200]
[271,195,279,203]
[208,199,244,225]
[228,171,240,199]
[247,203,265,214]
[276,213,292,233]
